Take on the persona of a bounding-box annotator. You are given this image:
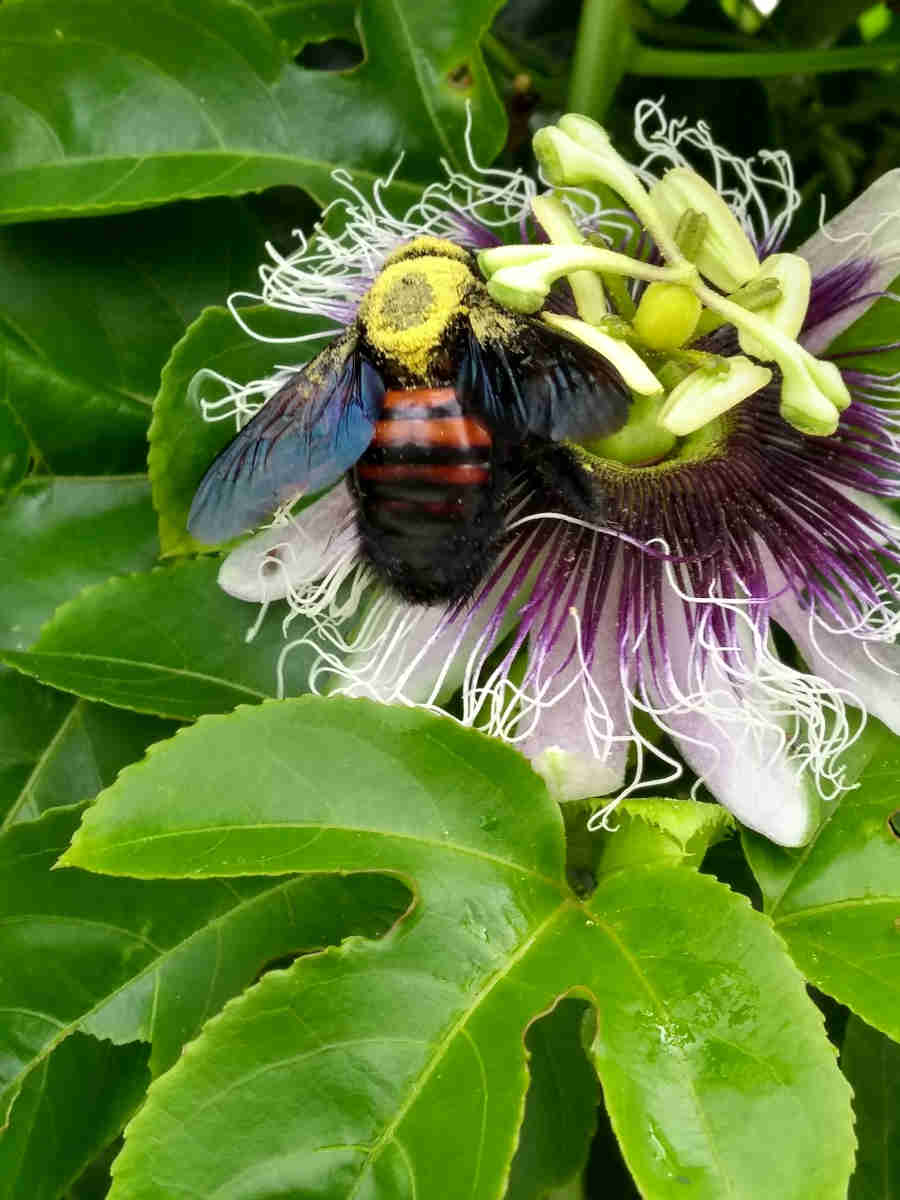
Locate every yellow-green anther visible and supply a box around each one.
[534,117,684,264]
[694,280,848,435]
[477,244,553,278]
[633,282,702,351]
[730,277,784,314]
[658,356,772,436]
[543,312,663,396]
[805,356,851,412]
[648,167,760,292]
[531,193,608,324]
[737,253,812,360]
[779,362,840,436]
[481,244,696,314]
[656,361,694,390]
[674,209,709,263]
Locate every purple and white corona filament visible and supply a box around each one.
[201,102,900,846]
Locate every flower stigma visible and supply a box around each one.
[199,100,900,848]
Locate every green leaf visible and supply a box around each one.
[0,667,72,825]
[0,395,30,491]
[0,202,263,477]
[0,675,178,829]
[247,0,358,52]
[0,0,506,224]
[2,559,315,720]
[744,720,900,1040]
[827,272,900,379]
[0,1035,150,1200]
[66,698,855,1200]
[505,999,597,1200]
[149,305,331,555]
[842,1016,900,1199]
[596,796,735,877]
[0,802,408,1130]
[0,476,159,651]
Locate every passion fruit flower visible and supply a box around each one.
[200,101,900,847]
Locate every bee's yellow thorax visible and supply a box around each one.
[360,253,474,377]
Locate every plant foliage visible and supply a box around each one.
[0,0,898,1195]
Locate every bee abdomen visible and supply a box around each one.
[353,387,502,604]
[357,388,492,509]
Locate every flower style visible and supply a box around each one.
[199,101,900,847]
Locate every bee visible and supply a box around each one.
[188,237,630,604]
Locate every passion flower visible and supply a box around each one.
[202,102,900,847]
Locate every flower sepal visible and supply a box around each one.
[593,797,736,874]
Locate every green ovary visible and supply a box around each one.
[581,392,678,466]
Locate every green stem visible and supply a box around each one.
[481,31,524,78]
[630,42,900,77]
[568,0,635,119]
[628,3,762,49]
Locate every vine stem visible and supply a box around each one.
[568,0,635,120]
[630,42,900,77]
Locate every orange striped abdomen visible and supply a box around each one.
[352,387,501,603]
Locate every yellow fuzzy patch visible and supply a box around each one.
[382,236,473,267]
[361,256,473,377]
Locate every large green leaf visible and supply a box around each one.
[0,670,176,828]
[744,720,900,1040]
[0,802,407,1131]
[65,698,855,1200]
[0,0,506,224]
[0,476,159,651]
[149,305,331,555]
[0,1035,150,1200]
[3,559,316,720]
[0,201,263,477]
[841,1016,900,1199]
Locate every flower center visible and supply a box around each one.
[477,114,851,444]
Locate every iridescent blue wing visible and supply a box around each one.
[188,330,384,545]
[460,310,630,444]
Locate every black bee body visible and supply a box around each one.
[188,237,631,605]
[351,386,507,604]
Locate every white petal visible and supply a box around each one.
[217,482,357,602]
[336,538,547,710]
[770,586,900,735]
[518,578,630,803]
[798,168,900,353]
[649,588,820,846]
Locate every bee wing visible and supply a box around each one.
[188,329,384,545]
[460,315,630,444]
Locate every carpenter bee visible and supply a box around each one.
[188,237,630,604]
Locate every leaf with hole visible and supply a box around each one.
[64,698,855,1200]
[0,0,506,223]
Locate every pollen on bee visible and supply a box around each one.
[359,254,474,378]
